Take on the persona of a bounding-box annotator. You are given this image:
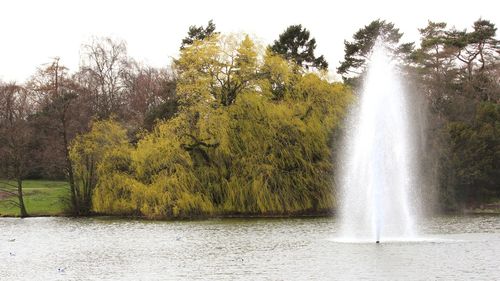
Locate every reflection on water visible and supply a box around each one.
[0,215,499,280]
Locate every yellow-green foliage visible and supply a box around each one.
[73,34,353,218]
[131,118,215,218]
[89,116,215,218]
[70,119,131,213]
[260,49,298,100]
[175,34,220,108]
[219,78,352,214]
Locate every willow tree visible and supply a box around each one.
[70,119,130,215]
[79,32,353,218]
[221,80,352,214]
[173,33,353,214]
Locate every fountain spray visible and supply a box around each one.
[338,41,418,243]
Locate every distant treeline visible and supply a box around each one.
[0,19,498,218]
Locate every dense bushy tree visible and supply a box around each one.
[270,25,328,70]
[443,103,500,207]
[69,119,130,215]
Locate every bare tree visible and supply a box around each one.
[77,37,131,119]
[122,65,177,130]
[0,83,35,217]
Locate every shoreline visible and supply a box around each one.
[2,210,500,220]
[0,209,335,220]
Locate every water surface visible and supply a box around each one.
[1,215,499,280]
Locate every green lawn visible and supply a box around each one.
[0,180,69,217]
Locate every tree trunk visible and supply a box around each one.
[66,155,79,214]
[61,113,80,215]
[64,133,79,215]
[16,178,28,218]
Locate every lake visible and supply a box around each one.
[1,215,499,280]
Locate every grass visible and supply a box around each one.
[0,180,69,217]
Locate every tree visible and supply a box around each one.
[414,21,458,115]
[217,34,259,106]
[175,33,220,108]
[446,19,499,81]
[233,35,259,94]
[69,119,130,215]
[122,65,178,131]
[443,19,500,103]
[176,34,259,107]
[77,37,132,119]
[0,83,35,217]
[260,49,298,100]
[445,103,500,207]
[416,21,454,76]
[270,25,328,70]
[470,19,499,72]
[180,20,217,50]
[337,19,414,83]
[27,58,92,214]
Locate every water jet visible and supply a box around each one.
[338,41,418,242]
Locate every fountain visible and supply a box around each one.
[338,41,418,243]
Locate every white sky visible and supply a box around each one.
[1,0,499,82]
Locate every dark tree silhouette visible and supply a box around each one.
[270,24,328,70]
[180,20,218,50]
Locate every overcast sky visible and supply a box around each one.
[1,0,499,82]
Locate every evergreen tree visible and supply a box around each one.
[270,25,328,70]
[180,20,218,50]
[337,19,414,84]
